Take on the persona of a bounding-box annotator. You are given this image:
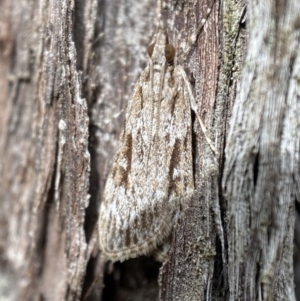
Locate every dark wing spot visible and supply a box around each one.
[144,70,150,82]
[134,215,139,228]
[133,232,138,245]
[166,133,170,144]
[169,89,178,115]
[137,85,143,100]
[125,227,131,247]
[168,138,181,195]
[167,68,175,88]
[140,210,148,230]
[140,210,146,228]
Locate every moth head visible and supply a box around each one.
[148,20,176,64]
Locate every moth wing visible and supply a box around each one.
[157,68,194,209]
[98,66,194,262]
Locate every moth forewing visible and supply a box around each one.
[98,22,195,262]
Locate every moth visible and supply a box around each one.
[98,4,217,262]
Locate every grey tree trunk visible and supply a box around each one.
[223,1,299,300]
[0,0,298,301]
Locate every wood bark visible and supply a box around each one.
[223,1,299,300]
[0,0,299,301]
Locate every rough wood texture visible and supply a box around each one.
[223,0,299,300]
[0,0,158,300]
[0,0,299,300]
[159,0,246,300]
[0,0,94,300]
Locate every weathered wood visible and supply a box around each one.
[0,0,299,300]
[0,0,93,300]
[159,0,246,300]
[223,0,299,300]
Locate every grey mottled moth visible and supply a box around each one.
[98,1,217,262]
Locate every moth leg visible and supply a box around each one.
[178,66,219,158]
